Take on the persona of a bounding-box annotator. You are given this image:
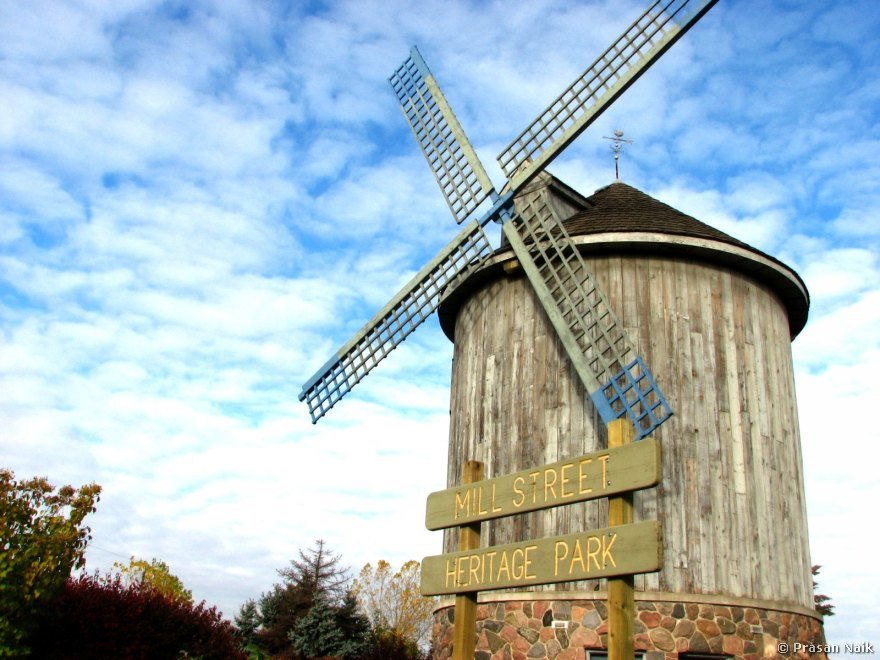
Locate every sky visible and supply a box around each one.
[1,0,878,651]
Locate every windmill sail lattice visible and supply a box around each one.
[389,47,497,224]
[300,0,717,431]
[502,189,672,438]
[299,220,492,422]
[500,0,718,191]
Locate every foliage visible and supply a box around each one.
[289,593,347,658]
[242,539,353,658]
[334,590,371,656]
[237,543,435,659]
[359,626,426,660]
[113,556,193,603]
[0,468,101,656]
[253,582,314,656]
[235,598,261,649]
[278,538,350,604]
[352,559,436,647]
[31,572,245,659]
[289,591,371,660]
[812,564,835,617]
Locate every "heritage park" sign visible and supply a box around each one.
[421,521,660,595]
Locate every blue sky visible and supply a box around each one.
[1,0,878,650]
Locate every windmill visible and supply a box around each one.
[299,0,718,438]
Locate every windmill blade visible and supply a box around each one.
[390,46,497,225]
[299,220,493,423]
[498,0,718,191]
[500,190,672,438]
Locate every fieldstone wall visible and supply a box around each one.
[431,598,827,660]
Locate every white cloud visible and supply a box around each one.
[1,1,879,651]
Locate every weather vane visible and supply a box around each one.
[603,130,633,180]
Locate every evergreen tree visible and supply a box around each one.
[279,539,350,605]
[288,594,345,658]
[234,598,260,650]
[333,591,371,659]
[246,540,353,658]
[288,590,371,660]
[254,583,312,656]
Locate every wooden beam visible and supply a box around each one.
[453,460,482,660]
[608,419,636,660]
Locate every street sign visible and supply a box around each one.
[421,520,661,596]
[425,438,660,530]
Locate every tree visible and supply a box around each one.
[352,559,436,647]
[360,627,425,660]
[0,469,101,656]
[334,590,371,657]
[113,556,193,604]
[289,593,346,658]
[279,539,350,605]
[289,590,371,660]
[31,572,245,659]
[243,540,353,658]
[812,565,835,617]
[234,598,261,650]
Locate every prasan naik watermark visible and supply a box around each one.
[778,642,875,654]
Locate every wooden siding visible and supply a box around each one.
[442,250,813,607]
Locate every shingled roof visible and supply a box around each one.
[564,180,754,250]
[439,178,810,339]
[560,180,809,337]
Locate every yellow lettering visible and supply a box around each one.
[544,467,558,502]
[524,545,537,579]
[529,471,540,504]
[491,483,502,513]
[554,541,569,577]
[469,554,481,585]
[497,551,511,581]
[485,551,497,581]
[454,489,470,520]
[603,533,617,568]
[512,477,525,508]
[511,548,525,580]
[445,558,456,588]
[457,555,467,586]
[599,454,610,488]
[561,462,574,498]
[477,486,488,515]
[587,535,602,570]
[578,458,593,495]
[569,538,586,575]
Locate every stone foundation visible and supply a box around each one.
[431,596,826,660]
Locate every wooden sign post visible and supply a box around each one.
[608,419,636,660]
[422,434,661,659]
[453,460,482,660]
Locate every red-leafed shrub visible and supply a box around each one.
[31,572,246,659]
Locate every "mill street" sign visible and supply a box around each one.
[425,438,660,530]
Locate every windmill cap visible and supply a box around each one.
[438,178,809,340]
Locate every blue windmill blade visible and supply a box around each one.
[299,219,493,423]
[499,0,718,193]
[500,187,672,438]
[389,46,498,225]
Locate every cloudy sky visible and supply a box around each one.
[2,0,878,650]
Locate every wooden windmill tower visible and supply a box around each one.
[300,1,827,657]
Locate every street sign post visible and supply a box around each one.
[421,420,660,660]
